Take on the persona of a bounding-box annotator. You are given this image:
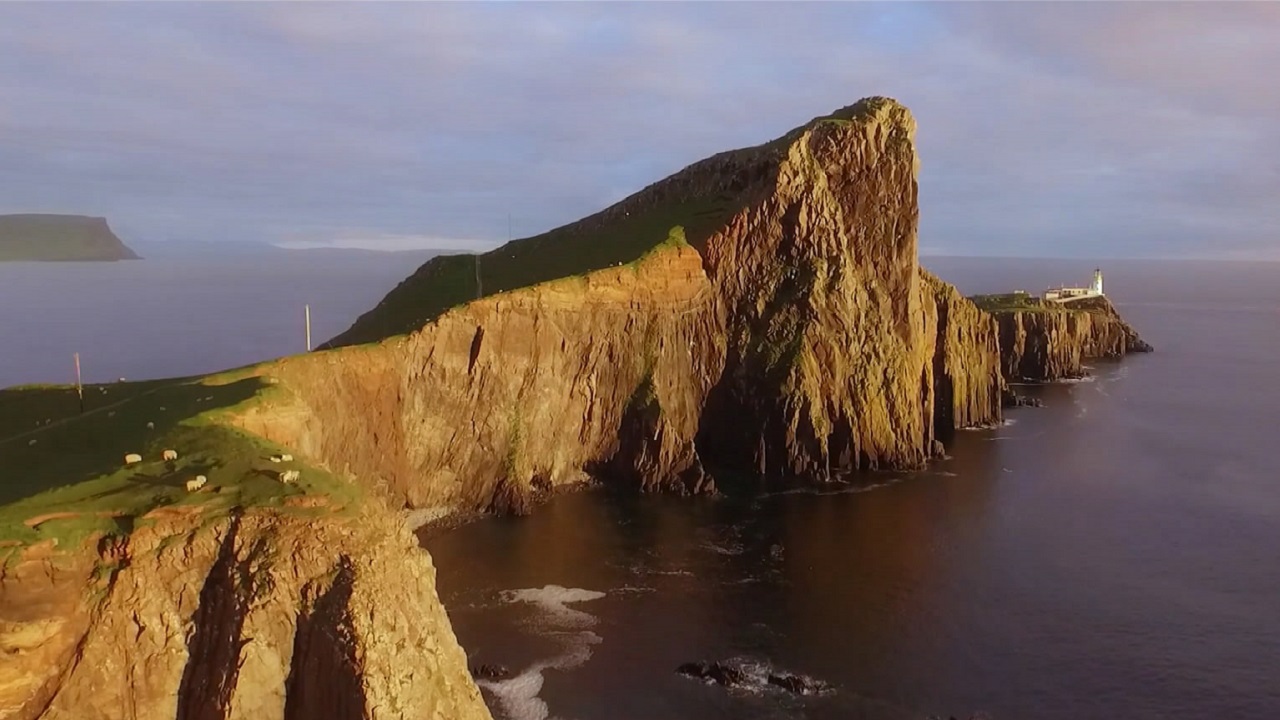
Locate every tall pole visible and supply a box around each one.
[305,304,312,352]
[73,352,83,413]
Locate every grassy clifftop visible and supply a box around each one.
[0,214,140,262]
[0,371,361,557]
[324,97,905,349]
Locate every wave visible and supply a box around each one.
[478,630,603,720]
[503,585,606,628]
[485,587,608,720]
[1056,375,1096,384]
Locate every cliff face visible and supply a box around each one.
[0,506,490,720]
[924,272,1005,433]
[0,215,140,262]
[233,98,1005,513]
[995,296,1153,382]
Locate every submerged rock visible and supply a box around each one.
[469,663,511,681]
[1001,388,1044,408]
[766,671,832,695]
[676,661,749,688]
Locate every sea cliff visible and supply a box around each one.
[238,98,1005,514]
[0,215,140,262]
[974,295,1153,382]
[0,504,489,720]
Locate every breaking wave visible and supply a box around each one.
[482,586,607,720]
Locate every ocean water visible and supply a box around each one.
[2,254,1277,719]
[0,250,435,388]
[423,257,1280,720]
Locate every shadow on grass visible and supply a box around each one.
[0,377,265,507]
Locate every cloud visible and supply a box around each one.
[273,234,489,253]
[0,2,1276,260]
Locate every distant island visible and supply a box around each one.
[0,214,140,262]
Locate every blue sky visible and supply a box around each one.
[1,2,1276,259]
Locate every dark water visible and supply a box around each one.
[423,258,1280,720]
[0,250,434,388]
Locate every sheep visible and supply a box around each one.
[186,475,207,492]
[107,411,115,417]
[159,406,166,412]
[162,449,178,461]
[280,454,293,462]
[124,453,142,465]
[146,422,155,430]
[28,439,37,446]
[269,454,283,463]
[279,469,300,484]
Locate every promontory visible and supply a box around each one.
[0,214,140,262]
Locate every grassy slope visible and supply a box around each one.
[328,194,742,347]
[325,100,903,350]
[0,371,361,558]
[0,214,140,262]
[970,292,1071,314]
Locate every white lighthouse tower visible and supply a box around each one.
[1091,267,1104,296]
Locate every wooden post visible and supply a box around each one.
[305,304,312,352]
[74,352,83,413]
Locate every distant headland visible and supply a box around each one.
[0,214,140,262]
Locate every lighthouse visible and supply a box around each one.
[1091,268,1104,296]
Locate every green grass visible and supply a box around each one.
[328,193,740,347]
[323,97,913,350]
[969,292,1073,314]
[0,375,361,551]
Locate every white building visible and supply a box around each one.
[1044,268,1104,303]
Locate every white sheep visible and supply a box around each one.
[269,454,283,463]
[279,469,300,484]
[159,406,166,412]
[107,411,115,417]
[186,475,207,492]
[146,422,155,430]
[124,453,142,465]
[280,454,293,462]
[28,439,37,446]
[162,449,178,461]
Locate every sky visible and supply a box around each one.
[0,2,1276,260]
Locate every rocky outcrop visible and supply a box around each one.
[675,660,833,696]
[0,215,140,262]
[232,98,1004,514]
[0,506,490,720]
[923,271,1005,437]
[994,296,1152,382]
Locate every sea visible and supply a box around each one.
[2,254,1278,720]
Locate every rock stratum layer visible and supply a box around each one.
[238,97,1005,513]
[0,506,489,720]
[0,214,140,262]
[994,296,1153,382]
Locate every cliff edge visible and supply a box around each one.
[0,215,140,262]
